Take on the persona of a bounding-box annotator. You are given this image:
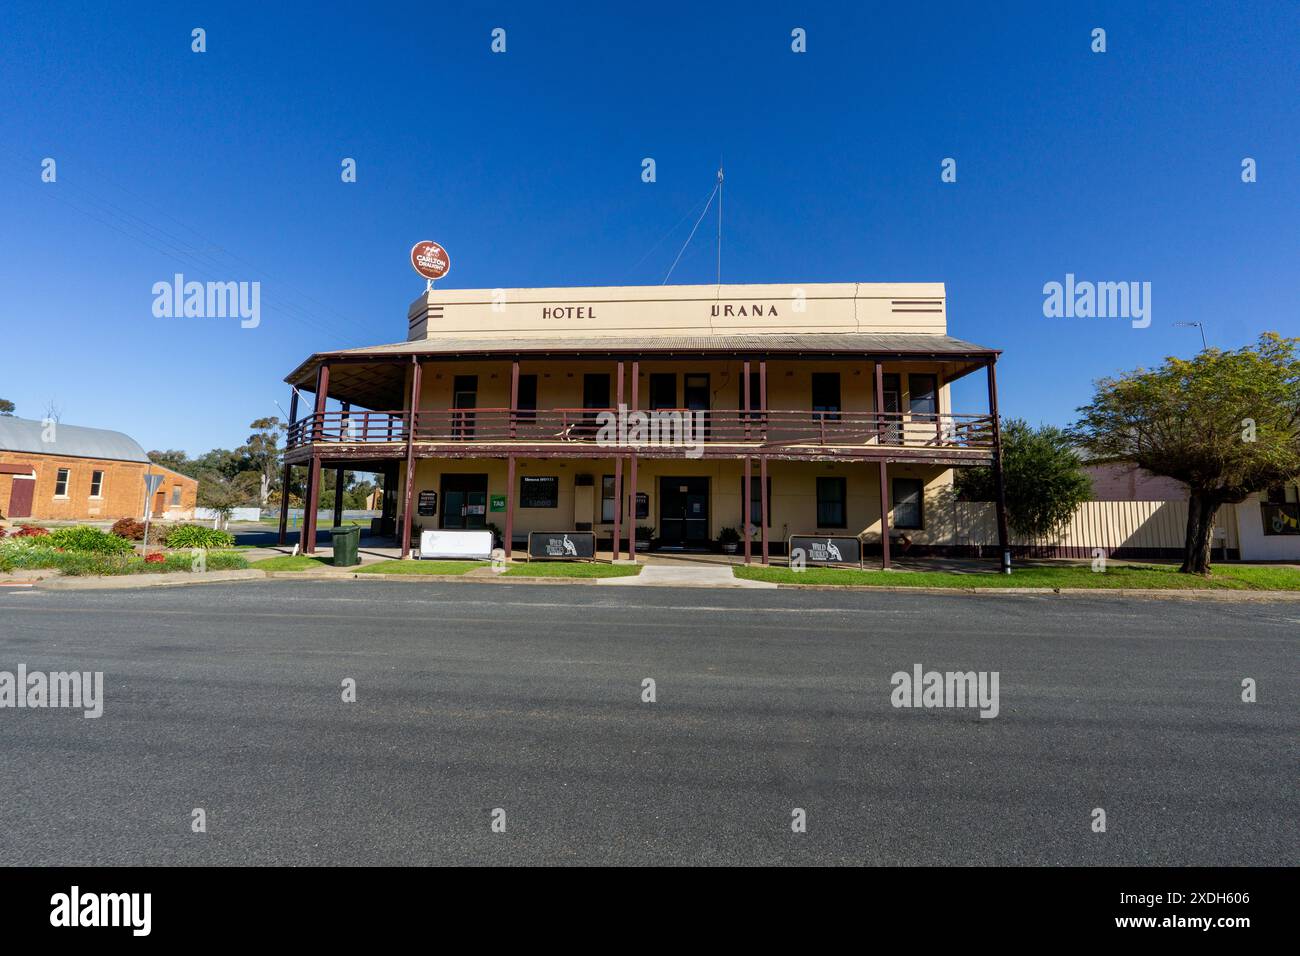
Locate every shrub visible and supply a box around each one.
[14,525,48,537]
[112,518,166,544]
[47,525,136,555]
[111,517,147,540]
[163,524,235,549]
[0,539,248,575]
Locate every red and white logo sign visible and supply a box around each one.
[410,241,451,281]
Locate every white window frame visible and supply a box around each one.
[53,467,71,498]
[89,470,105,499]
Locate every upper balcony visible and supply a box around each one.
[281,285,1002,467]
[284,407,996,465]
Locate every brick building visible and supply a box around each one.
[0,417,197,524]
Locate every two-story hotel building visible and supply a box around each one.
[278,282,1010,569]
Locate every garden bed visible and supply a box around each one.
[0,523,248,577]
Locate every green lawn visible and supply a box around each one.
[249,555,336,571]
[733,563,1300,591]
[503,561,642,578]
[354,559,486,575]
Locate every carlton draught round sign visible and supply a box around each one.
[410,241,451,281]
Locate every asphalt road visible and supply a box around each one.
[0,581,1295,866]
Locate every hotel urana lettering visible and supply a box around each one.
[277,282,1011,569]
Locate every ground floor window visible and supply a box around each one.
[89,470,104,497]
[892,477,924,529]
[740,475,772,527]
[816,476,846,528]
[601,475,627,523]
[54,468,70,497]
[519,475,558,508]
[171,486,182,506]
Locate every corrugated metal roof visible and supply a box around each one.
[0,416,150,463]
[319,332,997,358]
[283,333,1000,410]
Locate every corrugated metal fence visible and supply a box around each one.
[951,500,1236,558]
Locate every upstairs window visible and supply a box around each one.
[649,374,676,410]
[516,374,538,422]
[812,373,841,421]
[909,374,938,417]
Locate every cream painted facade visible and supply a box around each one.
[281,281,1008,565]
[405,282,948,341]
[397,457,953,548]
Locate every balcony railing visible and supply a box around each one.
[286,408,995,452]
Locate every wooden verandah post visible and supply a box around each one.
[611,360,624,561]
[399,358,423,559]
[743,358,751,565]
[875,359,891,570]
[987,358,1012,574]
[331,402,349,529]
[504,454,515,559]
[277,388,298,545]
[628,360,638,561]
[758,358,768,565]
[301,364,329,554]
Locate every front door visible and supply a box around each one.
[440,474,489,529]
[659,477,709,548]
[8,476,34,518]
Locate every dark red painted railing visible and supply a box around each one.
[287,408,994,452]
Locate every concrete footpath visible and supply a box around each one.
[598,564,775,588]
[8,563,1300,600]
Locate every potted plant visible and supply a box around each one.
[635,525,655,551]
[719,526,741,554]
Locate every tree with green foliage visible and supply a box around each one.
[191,448,242,481]
[195,470,245,529]
[1070,333,1300,575]
[147,449,192,474]
[0,398,14,416]
[956,419,1093,540]
[237,417,284,510]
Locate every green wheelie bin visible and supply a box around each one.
[331,525,361,567]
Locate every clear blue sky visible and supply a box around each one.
[2,0,1296,455]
